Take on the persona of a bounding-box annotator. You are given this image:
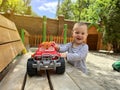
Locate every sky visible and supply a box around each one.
[30,0,61,18]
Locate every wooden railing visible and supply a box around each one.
[29,35,73,47]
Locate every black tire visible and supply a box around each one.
[56,58,65,74]
[27,58,37,76]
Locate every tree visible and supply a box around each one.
[103,0,120,53]
[72,0,89,21]
[0,0,32,15]
[57,0,73,19]
[56,0,61,17]
[57,0,90,21]
[0,0,8,10]
[23,0,31,6]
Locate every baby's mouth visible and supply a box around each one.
[76,38,82,40]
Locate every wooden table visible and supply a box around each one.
[0,52,105,90]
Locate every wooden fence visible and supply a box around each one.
[3,14,103,50]
[29,35,73,47]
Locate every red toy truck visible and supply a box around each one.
[27,42,65,76]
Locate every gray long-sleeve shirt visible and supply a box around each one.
[59,43,89,74]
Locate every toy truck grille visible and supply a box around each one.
[33,54,60,61]
[32,54,61,70]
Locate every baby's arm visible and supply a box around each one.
[64,45,88,61]
[55,43,71,52]
[54,43,70,58]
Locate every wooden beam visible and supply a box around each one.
[0,43,15,72]
[66,63,105,90]
[24,74,50,90]
[0,27,21,44]
[0,15,17,30]
[0,53,30,90]
[49,72,80,90]
[0,27,11,44]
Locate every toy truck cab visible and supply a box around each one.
[27,42,65,76]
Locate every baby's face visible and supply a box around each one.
[72,24,88,44]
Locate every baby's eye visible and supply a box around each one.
[82,32,85,35]
[75,32,80,34]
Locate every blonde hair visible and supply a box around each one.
[73,22,88,31]
[74,22,88,28]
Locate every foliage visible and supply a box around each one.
[72,0,89,21]
[57,0,73,19]
[0,0,32,15]
[103,0,120,53]
[58,0,114,24]
[82,0,112,22]
[0,0,2,4]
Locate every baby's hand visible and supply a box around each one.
[54,43,60,51]
[60,53,67,58]
[50,41,59,51]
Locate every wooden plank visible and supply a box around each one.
[50,72,80,90]
[0,53,30,90]
[0,15,17,30]
[24,74,50,90]
[0,27,21,44]
[66,63,105,90]
[0,43,15,72]
[11,41,25,56]
[9,28,21,41]
[0,41,25,72]
[0,27,11,44]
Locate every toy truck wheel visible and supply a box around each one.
[27,58,37,76]
[56,58,65,74]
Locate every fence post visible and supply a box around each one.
[50,35,53,41]
[63,24,67,44]
[21,29,24,43]
[58,15,64,36]
[42,16,47,42]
